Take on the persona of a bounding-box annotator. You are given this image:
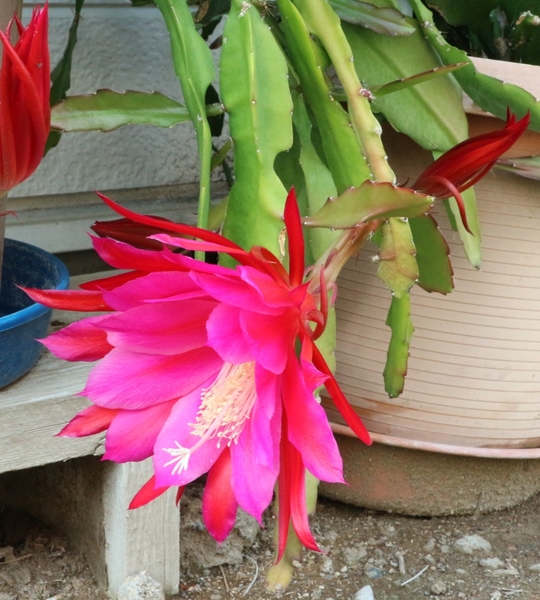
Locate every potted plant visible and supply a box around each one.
[0,5,69,389]
[22,0,540,589]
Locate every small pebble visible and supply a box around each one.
[424,538,436,552]
[453,534,492,555]
[352,585,375,600]
[117,571,165,600]
[342,546,367,565]
[319,557,334,574]
[529,563,540,571]
[430,580,447,595]
[364,565,384,579]
[479,557,505,569]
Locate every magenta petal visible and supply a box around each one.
[192,272,281,315]
[240,310,297,374]
[102,299,216,355]
[238,266,292,307]
[42,316,112,361]
[153,386,222,487]
[230,401,281,522]
[103,399,176,462]
[282,352,344,484]
[249,365,278,466]
[202,448,238,543]
[206,304,253,364]
[104,271,207,311]
[84,346,222,409]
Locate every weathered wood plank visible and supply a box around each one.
[103,460,180,595]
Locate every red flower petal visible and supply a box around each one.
[129,475,170,509]
[57,405,119,437]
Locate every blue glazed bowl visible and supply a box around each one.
[0,239,70,389]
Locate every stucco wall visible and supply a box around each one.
[13,0,204,198]
[5,1,225,253]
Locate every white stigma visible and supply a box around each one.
[162,362,257,475]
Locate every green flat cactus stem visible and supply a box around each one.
[220,0,293,258]
[154,0,215,248]
[377,217,418,299]
[293,0,394,184]
[277,0,371,193]
[409,0,540,131]
[383,293,414,398]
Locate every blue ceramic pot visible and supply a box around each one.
[0,239,69,389]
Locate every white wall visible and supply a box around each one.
[7,0,221,252]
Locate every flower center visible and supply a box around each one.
[163,362,256,475]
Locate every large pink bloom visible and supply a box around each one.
[26,190,371,558]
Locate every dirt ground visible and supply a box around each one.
[2,482,540,600]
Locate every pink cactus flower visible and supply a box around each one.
[0,5,50,193]
[26,189,371,558]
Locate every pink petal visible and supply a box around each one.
[206,304,253,364]
[84,346,222,409]
[153,386,222,487]
[282,351,344,484]
[103,399,176,462]
[249,365,279,466]
[102,299,216,355]
[58,405,118,437]
[104,271,207,311]
[202,448,238,543]
[192,272,282,315]
[230,402,281,522]
[288,439,320,552]
[41,316,112,361]
[240,309,297,374]
[238,266,292,308]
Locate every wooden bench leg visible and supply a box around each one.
[103,460,180,597]
[0,456,180,598]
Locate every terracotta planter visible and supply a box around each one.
[323,115,540,448]
[320,425,540,516]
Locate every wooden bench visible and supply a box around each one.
[0,274,180,597]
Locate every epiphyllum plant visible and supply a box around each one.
[35,0,535,588]
[0,5,50,277]
[26,188,372,560]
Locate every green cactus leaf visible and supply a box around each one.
[497,155,540,180]
[277,0,370,193]
[328,0,415,35]
[50,90,223,132]
[377,217,418,298]
[220,0,293,256]
[410,0,540,131]
[383,293,414,398]
[409,214,453,294]
[373,62,468,97]
[343,20,468,152]
[304,182,433,229]
[291,93,340,261]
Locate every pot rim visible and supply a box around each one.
[0,239,69,333]
[330,422,540,459]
